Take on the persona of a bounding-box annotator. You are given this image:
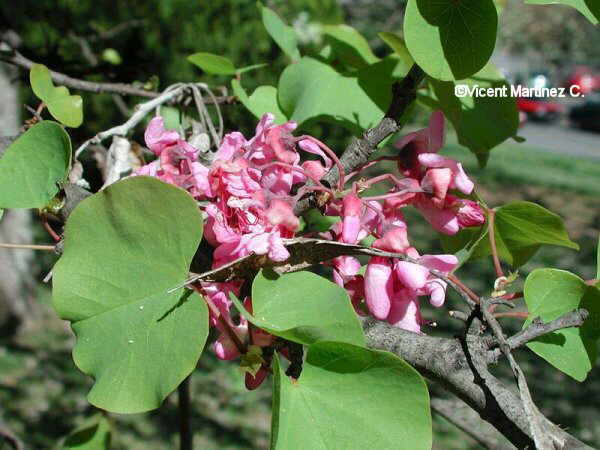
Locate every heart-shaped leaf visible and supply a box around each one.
[422,63,519,160]
[0,121,71,209]
[278,56,389,133]
[524,269,600,381]
[53,176,208,413]
[231,269,365,347]
[271,341,432,450]
[404,0,498,80]
[231,79,288,124]
[30,64,83,127]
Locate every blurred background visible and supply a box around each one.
[0,0,599,448]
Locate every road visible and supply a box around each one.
[518,122,600,160]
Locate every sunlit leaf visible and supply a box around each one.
[271,341,432,450]
[404,0,498,80]
[524,269,600,381]
[30,64,83,127]
[53,177,208,413]
[231,269,365,347]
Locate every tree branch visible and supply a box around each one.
[294,64,425,215]
[497,309,589,355]
[361,318,593,449]
[0,45,234,103]
[430,397,514,449]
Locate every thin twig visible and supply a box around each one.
[0,243,55,251]
[493,311,528,320]
[505,309,588,351]
[74,85,185,158]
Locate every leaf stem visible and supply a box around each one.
[487,208,504,279]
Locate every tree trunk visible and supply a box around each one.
[0,63,35,336]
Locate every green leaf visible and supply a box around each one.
[526,0,599,24]
[271,341,432,450]
[303,208,340,232]
[62,414,111,449]
[0,121,71,209]
[277,56,387,133]
[187,52,237,75]
[231,79,288,124]
[357,55,412,112]
[232,269,365,347]
[404,0,498,81]
[424,63,519,159]
[524,269,600,381]
[323,24,379,69]
[439,225,487,270]
[261,6,301,61]
[30,64,83,127]
[101,48,122,65]
[377,32,414,67]
[443,201,578,267]
[52,177,208,413]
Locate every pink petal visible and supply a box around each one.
[302,160,326,180]
[421,168,452,205]
[145,117,180,155]
[387,289,422,333]
[373,227,410,253]
[415,197,460,235]
[298,139,332,169]
[364,257,394,320]
[215,131,247,161]
[394,261,429,289]
[419,254,458,274]
[266,199,299,233]
[427,110,445,152]
[425,279,447,308]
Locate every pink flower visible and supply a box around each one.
[341,194,362,244]
[395,111,445,178]
[364,251,458,333]
[134,117,212,198]
[418,153,474,195]
[414,194,485,235]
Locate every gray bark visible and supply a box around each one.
[0,63,35,333]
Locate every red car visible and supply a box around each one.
[564,66,600,95]
[517,97,564,122]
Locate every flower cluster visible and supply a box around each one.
[135,111,485,385]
